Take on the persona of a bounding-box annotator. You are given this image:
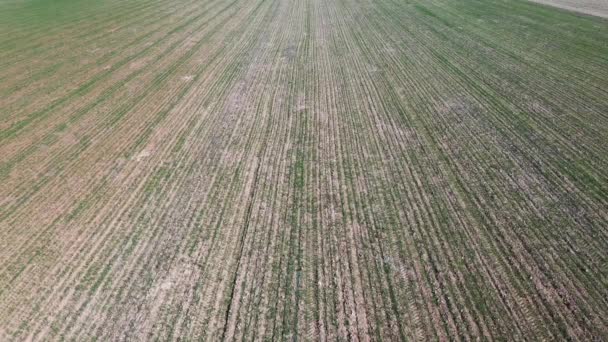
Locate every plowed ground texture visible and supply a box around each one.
[1,0,607,339]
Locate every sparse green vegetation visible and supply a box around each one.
[0,0,607,339]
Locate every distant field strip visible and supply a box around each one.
[527,0,608,18]
[0,0,607,339]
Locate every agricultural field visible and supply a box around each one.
[0,0,607,339]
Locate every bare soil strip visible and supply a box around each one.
[527,0,608,18]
